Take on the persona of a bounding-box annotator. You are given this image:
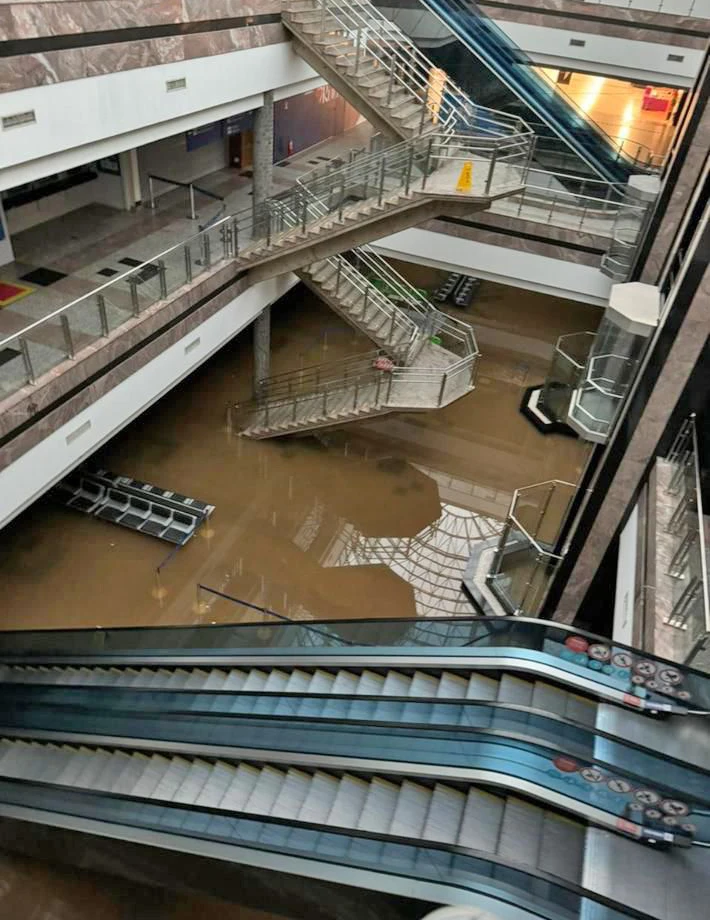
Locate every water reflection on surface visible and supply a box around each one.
[0,271,595,631]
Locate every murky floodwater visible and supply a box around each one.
[0,265,597,914]
[0,266,595,631]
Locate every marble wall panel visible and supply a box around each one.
[424,215,606,267]
[0,25,284,92]
[479,0,709,41]
[182,0,282,19]
[0,0,183,40]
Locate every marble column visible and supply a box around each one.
[119,149,141,212]
[0,200,14,268]
[637,53,710,284]
[551,260,710,624]
[252,92,274,392]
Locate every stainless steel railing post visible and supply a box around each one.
[129,277,140,316]
[189,184,196,220]
[158,259,168,298]
[60,315,75,358]
[378,156,386,206]
[97,294,109,337]
[19,338,35,384]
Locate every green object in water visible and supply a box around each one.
[430,335,442,345]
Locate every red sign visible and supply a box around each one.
[565,636,589,654]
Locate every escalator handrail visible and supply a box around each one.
[0,613,705,682]
[0,771,660,920]
[2,682,708,804]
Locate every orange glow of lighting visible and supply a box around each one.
[577,76,604,116]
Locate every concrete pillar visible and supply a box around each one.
[0,199,14,268]
[119,148,142,211]
[253,305,271,393]
[252,90,274,217]
[251,92,275,392]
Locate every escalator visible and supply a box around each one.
[0,616,707,920]
[378,0,654,183]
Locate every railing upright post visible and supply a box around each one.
[355,28,362,73]
[233,218,239,256]
[129,277,140,316]
[320,0,327,33]
[266,209,272,248]
[363,286,369,316]
[189,184,196,220]
[386,62,395,106]
[419,99,428,135]
[438,372,446,406]
[378,156,386,207]
[336,261,342,293]
[60,315,75,359]
[184,244,193,283]
[301,195,308,233]
[158,259,168,298]
[353,378,359,410]
[96,293,109,337]
[338,179,346,221]
[19,338,35,384]
[421,137,433,190]
[149,176,156,211]
[484,145,499,196]
[404,146,413,195]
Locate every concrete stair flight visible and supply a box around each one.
[281,0,526,143]
[0,663,598,726]
[0,736,587,886]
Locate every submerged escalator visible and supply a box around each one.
[380,0,653,183]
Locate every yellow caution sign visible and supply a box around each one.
[456,161,473,193]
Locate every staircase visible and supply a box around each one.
[230,127,531,283]
[234,255,478,437]
[0,736,586,885]
[282,0,526,142]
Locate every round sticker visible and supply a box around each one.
[565,636,589,654]
[588,644,611,662]
[681,823,697,834]
[645,679,659,691]
[607,778,632,794]
[554,756,579,773]
[661,799,689,817]
[631,674,646,685]
[634,789,661,805]
[645,809,662,820]
[581,767,604,783]
[612,652,633,668]
[634,660,657,677]
[629,802,644,813]
[662,816,678,827]
[659,667,682,686]
[677,690,691,701]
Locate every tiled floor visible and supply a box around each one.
[0,124,377,396]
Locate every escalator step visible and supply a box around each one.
[328,774,369,828]
[531,681,568,717]
[271,768,312,819]
[152,756,191,800]
[381,671,412,696]
[466,674,498,700]
[244,766,286,814]
[195,761,237,808]
[171,758,212,804]
[222,669,248,692]
[389,780,431,838]
[355,670,385,695]
[220,764,261,812]
[298,770,339,824]
[422,783,465,844]
[497,674,533,707]
[498,797,544,867]
[537,812,585,884]
[131,754,171,798]
[242,670,269,692]
[457,787,504,852]
[437,672,468,699]
[358,777,399,834]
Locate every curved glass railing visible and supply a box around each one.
[0,776,654,920]
[1,683,707,803]
[418,0,653,183]
[1,690,706,842]
[0,616,707,715]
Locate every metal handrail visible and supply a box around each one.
[285,0,530,139]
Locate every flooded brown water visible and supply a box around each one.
[0,265,596,631]
[0,263,598,915]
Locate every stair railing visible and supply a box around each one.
[301,254,421,361]
[284,0,528,139]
